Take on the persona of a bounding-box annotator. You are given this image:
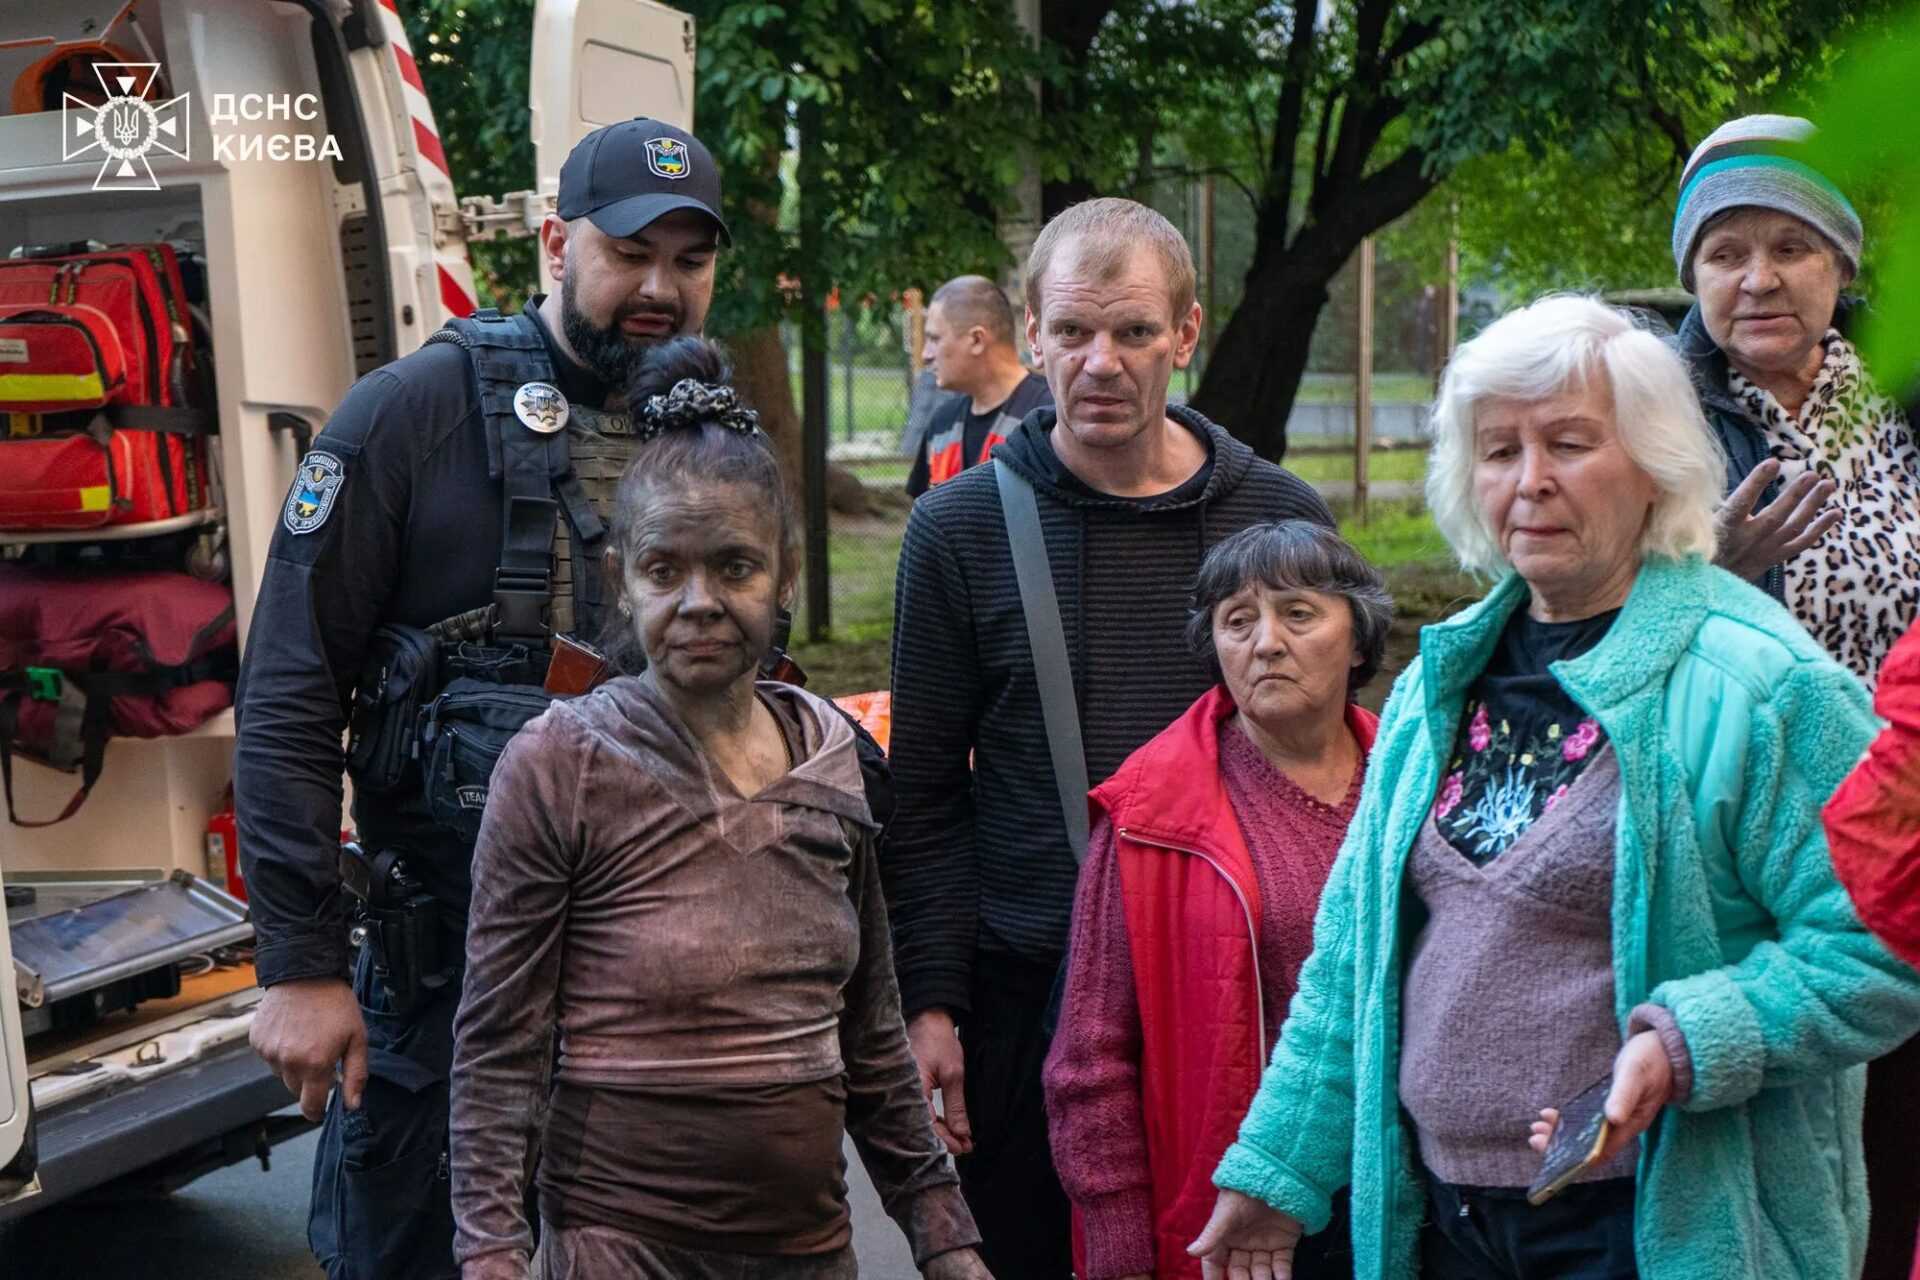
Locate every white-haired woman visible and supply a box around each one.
[1186,295,1920,1280]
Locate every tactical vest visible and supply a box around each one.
[923,373,1050,489]
[423,307,639,644]
[345,310,642,846]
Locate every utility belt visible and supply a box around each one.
[341,619,610,1012]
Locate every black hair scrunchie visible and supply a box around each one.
[635,378,763,441]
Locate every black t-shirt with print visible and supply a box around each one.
[1433,604,1619,863]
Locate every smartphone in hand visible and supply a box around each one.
[1527,1075,1613,1206]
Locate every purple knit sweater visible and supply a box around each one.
[1044,720,1362,1279]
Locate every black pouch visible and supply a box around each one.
[417,677,554,842]
[346,625,439,796]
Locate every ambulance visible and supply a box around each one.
[0,0,692,1218]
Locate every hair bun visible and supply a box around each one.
[636,378,762,441]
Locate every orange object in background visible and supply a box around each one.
[833,690,892,755]
[206,784,349,902]
[205,786,244,900]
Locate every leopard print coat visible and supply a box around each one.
[1729,331,1920,688]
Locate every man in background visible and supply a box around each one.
[906,274,1052,497]
[886,199,1334,1274]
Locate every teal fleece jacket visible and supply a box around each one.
[1214,554,1920,1280]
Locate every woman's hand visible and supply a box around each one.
[922,1246,993,1279]
[1527,1030,1676,1166]
[1187,1188,1304,1280]
[1714,460,1839,581]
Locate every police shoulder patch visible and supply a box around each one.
[284,450,346,535]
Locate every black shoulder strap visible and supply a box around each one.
[427,310,571,647]
[427,310,613,644]
[994,457,1090,861]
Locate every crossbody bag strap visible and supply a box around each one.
[994,457,1090,861]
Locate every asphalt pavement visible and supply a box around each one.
[0,1117,921,1279]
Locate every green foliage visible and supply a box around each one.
[396,0,1036,331]
[1066,0,1883,317]
[679,0,1040,337]
[1804,9,1920,392]
[399,0,538,307]
[1343,2,1900,303]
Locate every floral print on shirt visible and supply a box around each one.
[1433,700,1609,864]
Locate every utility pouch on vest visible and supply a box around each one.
[339,842,449,1018]
[345,624,439,796]
[417,677,555,843]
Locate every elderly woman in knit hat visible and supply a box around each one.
[1675,123,1920,1277]
[1676,113,1920,689]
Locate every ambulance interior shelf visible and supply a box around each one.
[8,869,251,1040]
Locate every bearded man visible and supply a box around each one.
[233,118,725,1280]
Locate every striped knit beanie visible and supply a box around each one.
[1672,114,1862,289]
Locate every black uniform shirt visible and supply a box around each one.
[233,299,603,987]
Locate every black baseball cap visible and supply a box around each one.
[557,117,730,245]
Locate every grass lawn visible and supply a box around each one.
[1295,371,1433,404]
[1285,447,1426,490]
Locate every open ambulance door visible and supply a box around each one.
[529,0,695,194]
[0,868,40,1210]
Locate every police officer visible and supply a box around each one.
[234,118,727,1279]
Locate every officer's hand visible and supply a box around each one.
[251,977,368,1121]
[906,1008,971,1155]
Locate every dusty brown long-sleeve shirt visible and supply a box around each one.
[449,677,976,1277]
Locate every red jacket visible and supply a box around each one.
[1825,624,1920,972]
[1822,625,1920,1280]
[1087,686,1377,1278]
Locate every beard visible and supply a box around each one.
[559,269,684,386]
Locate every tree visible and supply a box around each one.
[406,0,1039,507]
[401,0,539,307]
[675,0,1037,497]
[1039,0,1885,458]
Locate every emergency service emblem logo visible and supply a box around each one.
[284,451,345,535]
[645,137,690,180]
[514,381,570,435]
[62,63,191,193]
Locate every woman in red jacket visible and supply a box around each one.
[1043,520,1389,1280]
[1824,621,1920,1280]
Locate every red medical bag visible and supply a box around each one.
[0,242,212,531]
[0,563,236,826]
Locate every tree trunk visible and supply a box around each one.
[730,324,803,489]
[1188,251,1337,461]
[1040,0,1119,219]
[731,326,875,516]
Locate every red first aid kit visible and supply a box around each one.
[0,562,237,826]
[0,241,213,532]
